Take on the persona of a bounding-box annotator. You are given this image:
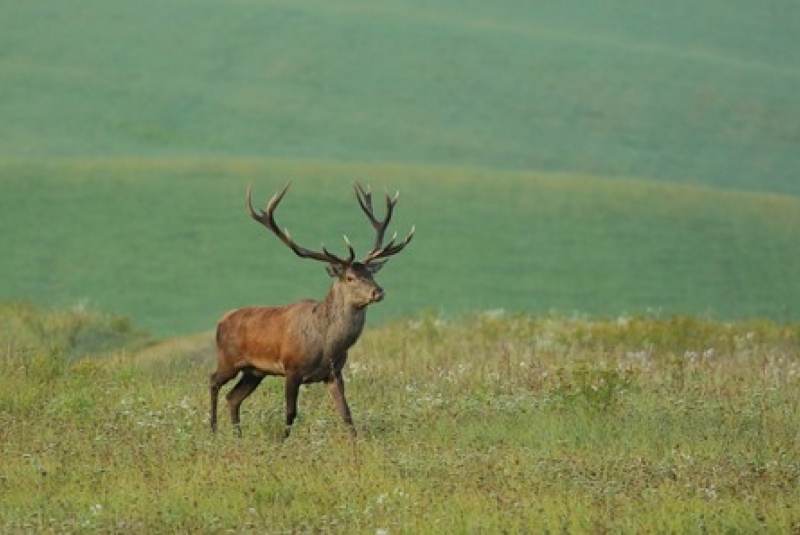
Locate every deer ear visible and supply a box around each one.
[366,261,386,274]
[326,264,344,278]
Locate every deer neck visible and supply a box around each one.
[315,284,367,351]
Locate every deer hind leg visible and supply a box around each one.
[209,365,238,433]
[225,372,264,436]
[327,369,356,437]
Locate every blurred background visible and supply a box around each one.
[2,0,799,335]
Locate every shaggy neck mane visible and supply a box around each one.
[314,282,368,350]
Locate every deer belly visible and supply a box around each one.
[301,366,332,383]
[300,353,347,383]
[237,358,285,376]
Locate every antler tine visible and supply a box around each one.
[362,225,415,264]
[354,182,377,226]
[246,182,289,227]
[355,182,396,252]
[354,181,414,265]
[323,238,356,264]
[246,183,354,265]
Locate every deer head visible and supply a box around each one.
[246,182,415,308]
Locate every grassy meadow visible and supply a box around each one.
[1,304,799,532]
[2,0,799,331]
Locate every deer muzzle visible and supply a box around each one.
[371,286,385,302]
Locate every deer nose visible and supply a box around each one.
[371,287,385,302]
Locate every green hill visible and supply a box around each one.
[1,0,799,193]
[2,1,799,334]
[2,159,798,335]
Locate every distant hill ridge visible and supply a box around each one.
[1,0,798,194]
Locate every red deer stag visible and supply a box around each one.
[210,182,414,437]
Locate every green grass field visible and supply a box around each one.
[1,305,799,532]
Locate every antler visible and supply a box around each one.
[354,182,415,265]
[247,183,355,265]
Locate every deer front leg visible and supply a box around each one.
[283,374,302,439]
[327,369,356,437]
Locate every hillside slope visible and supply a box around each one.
[2,159,798,335]
[1,0,798,193]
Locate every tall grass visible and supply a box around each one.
[1,305,799,532]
